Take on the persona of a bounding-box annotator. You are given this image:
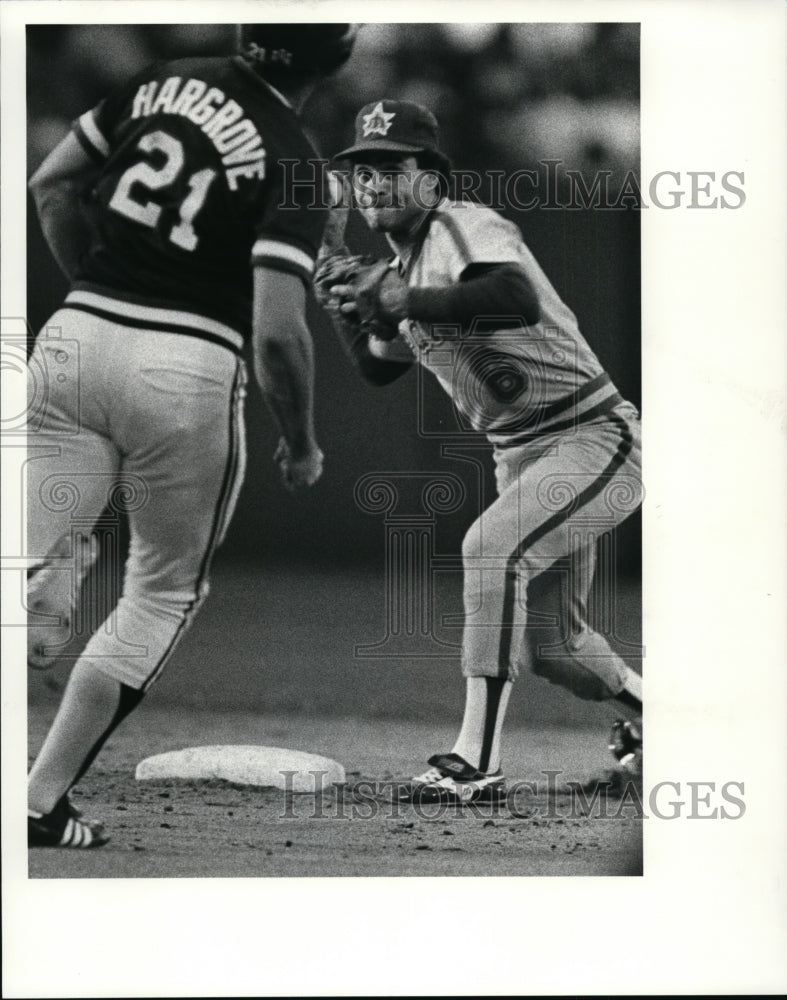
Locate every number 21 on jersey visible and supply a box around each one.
[109,130,216,251]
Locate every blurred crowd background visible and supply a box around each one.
[26,23,640,570]
[28,22,639,183]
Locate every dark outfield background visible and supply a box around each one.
[26,24,641,728]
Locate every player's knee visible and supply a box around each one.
[124,578,210,618]
[461,517,484,564]
[461,515,511,565]
[529,632,626,701]
[531,656,618,700]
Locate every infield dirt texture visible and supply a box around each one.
[28,563,642,878]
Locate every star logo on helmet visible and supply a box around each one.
[362,102,396,137]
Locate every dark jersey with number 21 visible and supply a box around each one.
[72,55,326,339]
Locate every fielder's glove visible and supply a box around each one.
[313,251,402,341]
[313,248,357,309]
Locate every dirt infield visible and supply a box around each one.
[25,564,642,877]
[27,704,642,878]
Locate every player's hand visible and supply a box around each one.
[274,437,324,491]
[313,251,363,310]
[331,262,410,325]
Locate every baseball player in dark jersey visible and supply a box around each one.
[26,25,359,848]
[316,101,643,803]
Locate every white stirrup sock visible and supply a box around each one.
[452,676,513,774]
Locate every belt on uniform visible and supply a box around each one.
[489,373,628,446]
[62,289,244,356]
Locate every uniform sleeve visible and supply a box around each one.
[72,106,111,163]
[431,204,525,284]
[250,153,328,286]
[71,64,160,164]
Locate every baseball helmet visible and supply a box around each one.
[239,24,359,76]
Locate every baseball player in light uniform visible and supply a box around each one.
[317,100,643,802]
[26,25,359,847]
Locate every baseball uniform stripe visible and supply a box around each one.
[62,302,243,356]
[478,679,505,773]
[252,255,315,286]
[487,374,611,440]
[73,122,107,165]
[208,371,246,552]
[63,304,240,354]
[490,386,625,445]
[251,238,315,275]
[496,415,633,676]
[217,389,248,548]
[72,685,146,786]
[141,362,245,692]
[534,394,625,439]
[540,376,622,427]
[538,374,613,424]
[64,290,245,351]
[75,110,110,159]
[538,373,612,424]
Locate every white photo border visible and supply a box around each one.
[2,1,785,996]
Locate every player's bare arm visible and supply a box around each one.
[252,266,323,489]
[28,131,99,280]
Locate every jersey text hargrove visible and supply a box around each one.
[132,76,266,189]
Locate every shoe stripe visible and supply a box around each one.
[60,816,101,848]
[414,768,444,784]
[29,801,106,848]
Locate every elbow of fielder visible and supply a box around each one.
[501,265,540,326]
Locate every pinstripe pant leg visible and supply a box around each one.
[71,325,247,690]
[462,412,641,691]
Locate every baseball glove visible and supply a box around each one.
[313,251,400,341]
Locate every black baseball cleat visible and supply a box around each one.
[394,752,506,804]
[28,795,109,849]
[609,718,643,771]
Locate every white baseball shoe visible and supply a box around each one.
[395,752,506,804]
